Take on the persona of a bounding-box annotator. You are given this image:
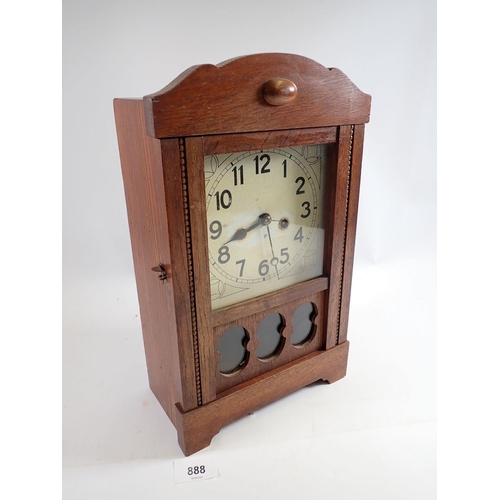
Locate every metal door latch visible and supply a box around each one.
[151,264,169,282]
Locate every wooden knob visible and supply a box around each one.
[262,79,298,106]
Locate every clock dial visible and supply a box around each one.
[205,145,326,309]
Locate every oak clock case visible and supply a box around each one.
[113,53,371,456]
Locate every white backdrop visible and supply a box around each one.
[63,0,436,498]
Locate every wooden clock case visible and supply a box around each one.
[114,53,371,456]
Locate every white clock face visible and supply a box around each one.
[205,145,326,310]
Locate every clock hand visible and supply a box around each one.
[224,213,272,244]
[266,225,280,279]
[224,221,260,244]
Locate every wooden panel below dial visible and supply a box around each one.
[213,290,326,395]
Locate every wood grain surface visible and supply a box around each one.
[143,53,371,138]
[175,341,349,456]
[114,53,370,456]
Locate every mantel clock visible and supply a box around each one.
[114,53,371,456]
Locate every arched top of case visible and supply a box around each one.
[143,53,371,139]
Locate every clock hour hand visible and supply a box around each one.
[224,213,272,244]
[224,227,247,244]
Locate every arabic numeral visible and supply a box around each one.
[215,189,232,210]
[295,176,306,195]
[232,165,244,185]
[279,247,290,264]
[236,259,245,277]
[218,246,230,264]
[300,201,311,218]
[187,465,206,476]
[209,220,222,239]
[254,154,271,174]
[258,259,270,276]
[294,227,304,243]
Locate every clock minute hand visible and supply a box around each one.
[266,225,280,279]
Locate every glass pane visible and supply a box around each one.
[205,145,328,310]
[256,313,284,360]
[217,326,249,374]
[291,302,315,346]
